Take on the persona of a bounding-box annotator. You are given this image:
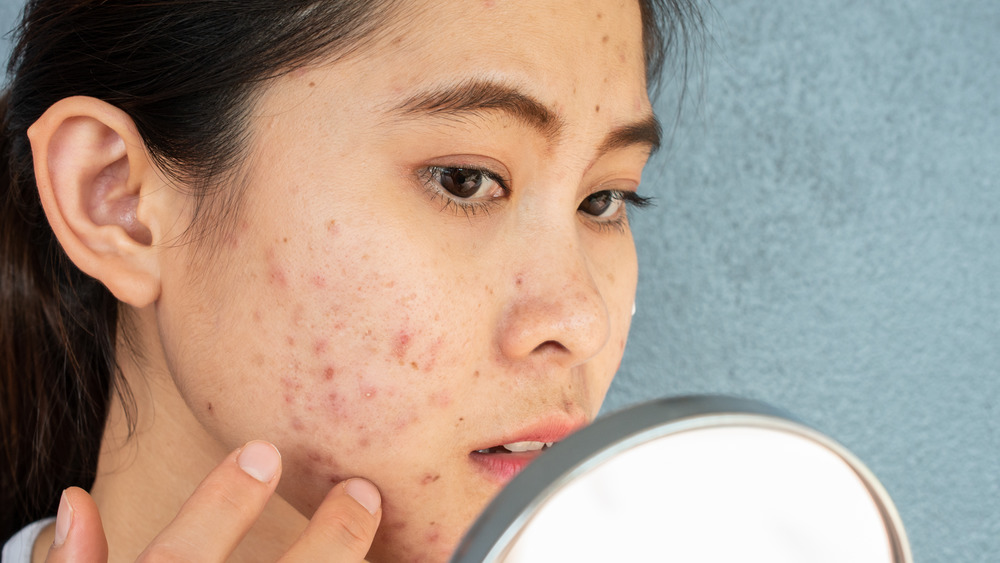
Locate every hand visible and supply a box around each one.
[44,441,382,562]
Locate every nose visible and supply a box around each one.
[496,226,611,369]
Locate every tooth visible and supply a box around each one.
[545,442,554,448]
[502,441,547,452]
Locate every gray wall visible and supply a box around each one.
[3,1,998,562]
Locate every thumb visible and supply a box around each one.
[44,487,109,563]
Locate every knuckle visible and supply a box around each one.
[137,542,189,563]
[324,509,376,550]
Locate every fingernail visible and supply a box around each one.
[345,479,381,515]
[53,490,73,547]
[237,441,281,483]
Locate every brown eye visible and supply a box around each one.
[438,167,486,198]
[578,191,620,218]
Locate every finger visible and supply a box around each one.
[278,478,382,562]
[138,440,282,562]
[44,487,109,563]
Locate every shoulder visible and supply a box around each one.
[2,519,54,563]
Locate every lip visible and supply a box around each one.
[469,416,588,485]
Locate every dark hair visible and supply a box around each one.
[0,0,702,542]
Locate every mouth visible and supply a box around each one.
[469,419,586,484]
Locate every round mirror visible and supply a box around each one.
[451,396,912,562]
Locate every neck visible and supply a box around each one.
[87,309,308,562]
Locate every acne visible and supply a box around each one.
[393,330,412,360]
[312,338,328,355]
[428,391,453,408]
[265,248,288,288]
[420,473,441,485]
[595,104,601,113]
[321,365,336,380]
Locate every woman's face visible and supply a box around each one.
[154,0,654,560]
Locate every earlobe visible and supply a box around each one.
[28,96,166,308]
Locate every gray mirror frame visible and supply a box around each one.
[450,395,912,563]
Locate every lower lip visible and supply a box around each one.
[469,450,546,484]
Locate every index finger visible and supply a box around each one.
[137,440,282,562]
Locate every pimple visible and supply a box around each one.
[206,402,213,413]
[291,417,305,431]
[322,366,335,380]
[265,248,288,288]
[327,219,339,235]
[393,331,412,360]
[601,35,609,44]
[310,274,327,288]
[286,335,295,347]
[420,473,441,485]
[428,391,452,408]
[313,338,328,355]
[252,310,262,323]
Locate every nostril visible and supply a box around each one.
[532,340,570,355]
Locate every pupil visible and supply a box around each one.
[440,168,483,198]
[581,193,612,216]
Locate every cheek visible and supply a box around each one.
[234,230,471,475]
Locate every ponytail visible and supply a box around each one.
[0,89,123,542]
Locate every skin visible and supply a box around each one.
[30,0,656,561]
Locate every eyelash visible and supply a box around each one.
[420,165,510,217]
[419,165,653,230]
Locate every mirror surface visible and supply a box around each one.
[451,396,911,563]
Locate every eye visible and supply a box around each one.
[431,167,506,200]
[578,190,651,219]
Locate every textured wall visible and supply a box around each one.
[3,1,998,562]
[609,2,1000,562]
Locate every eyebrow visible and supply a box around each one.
[390,79,661,154]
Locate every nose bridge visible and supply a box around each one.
[497,213,610,368]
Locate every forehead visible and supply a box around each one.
[340,0,651,117]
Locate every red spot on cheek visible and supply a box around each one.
[421,473,441,485]
[291,417,305,431]
[266,249,288,288]
[393,331,412,360]
[310,274,327,288]
[322,366,335,380]
[428,391,452,408]
[313,339,328,355]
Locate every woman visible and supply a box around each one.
[1,0,701,560]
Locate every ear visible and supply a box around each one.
[28,96,177,307]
